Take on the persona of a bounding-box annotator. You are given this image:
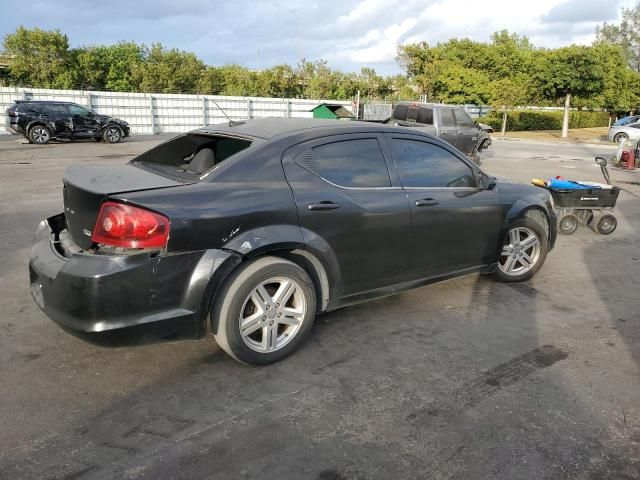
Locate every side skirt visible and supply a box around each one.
[325,264,494,312]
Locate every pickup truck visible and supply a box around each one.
[384,102,491,162]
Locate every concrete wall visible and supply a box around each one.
[0,87,353,135]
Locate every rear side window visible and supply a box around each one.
[454,108,474,127]
[16,103,42,114]
[312,138,391,188]
[392,104,408,121]
[406,107,418,122]
[417,107,433,125]
[390,138,476,188]
[440,108,456,127]
[46,104,69,115]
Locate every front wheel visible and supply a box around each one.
[492,218,549,283]
[212,256,317,365]
[613,132,628,143]
[103,125,123,143]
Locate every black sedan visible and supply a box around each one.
[29,119,556,364]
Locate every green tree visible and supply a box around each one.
[3,26,73,88]
[533,46,606,137]
[489,76,529,135]
[138,43,206,93]
[597,4,640,72]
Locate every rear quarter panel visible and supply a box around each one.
[113,141,304,254]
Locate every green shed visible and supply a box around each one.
[310,103,355,120]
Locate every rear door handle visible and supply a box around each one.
[307,201,341,211]
[415,198,439,207]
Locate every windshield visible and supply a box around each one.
[130,133,253,180]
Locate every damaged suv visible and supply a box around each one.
[6,100,130,144]
[29,118,556,365]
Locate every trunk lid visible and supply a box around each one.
[63,164,188,249]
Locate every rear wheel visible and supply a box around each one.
[492,218,548,283]
[212,257,316,365]
[103,125,123,143]
[595,214,617,235]
[28,125,51,144]
[558,213,579,235]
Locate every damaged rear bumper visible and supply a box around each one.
[29,213,240,338]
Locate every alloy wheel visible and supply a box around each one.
[31,127,50,144]
[105,127,121,143]
[498,227,541,276]
[239,276,306,353]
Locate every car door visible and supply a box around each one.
[438,107,460,150]
[453,108,480,156]
[43,104,73,137]
[384,133,502,279]
[282,133,411,297]
[68,104,99,137]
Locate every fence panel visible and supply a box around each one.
[0,87,351,135]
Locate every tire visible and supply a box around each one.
[102,125,123,144]
[613,132,628,143]
[492,217,549,283]
[212,256,317,365]
[28,125,51,144]
[558,214,579,235]
[596,214,617,235]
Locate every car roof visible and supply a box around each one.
[190,117,410,140]
[14,100,76,104]
[394,101,457,108]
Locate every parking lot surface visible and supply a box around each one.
[1,134,639,479]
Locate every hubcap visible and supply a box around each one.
[239,277,306,353]
[32,127,49,143]
[498,227,541,276]
[106,128,120,142]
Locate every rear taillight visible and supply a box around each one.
[91,201,170,249]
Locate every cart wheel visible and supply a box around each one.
[558,214,579,235]
[596,214,617,235]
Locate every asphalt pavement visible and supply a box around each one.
[0,134,639,479]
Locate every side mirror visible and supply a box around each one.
[477,172,496,190]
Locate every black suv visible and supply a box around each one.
[5,100,130,144]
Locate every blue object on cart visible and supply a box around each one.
[548,178,598,190]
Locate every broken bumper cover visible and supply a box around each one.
[28,214,240,337]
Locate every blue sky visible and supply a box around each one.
[1,0,635,75]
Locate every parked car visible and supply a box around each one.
[29,118,556,365]
[5,100,130,144]
[384,102,490,159]
[613,115,640,127]
[607,121,640,143]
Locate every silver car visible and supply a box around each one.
[607,121,640,143]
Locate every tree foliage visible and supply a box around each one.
[597,3,640,72]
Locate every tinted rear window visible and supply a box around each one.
[417,107,433,125]
[312,138,391,188]
[392,104,408,121]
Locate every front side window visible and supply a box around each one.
[454,109,474,127]
[390,138,476,188]
[440,108,456,127]
[69,105,92,117]
[311,139,391,188]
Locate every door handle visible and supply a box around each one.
[415,198,439,207]
[307,201,341,211]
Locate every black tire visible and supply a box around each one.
[558,214,579,235]
[28,125,51,144]
[211,256,317,365]
[613,132,628,143]
[102,125,123,144]
[491,217,549,283]
[596,214,617,235]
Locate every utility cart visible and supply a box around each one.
[551,157,620,235]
